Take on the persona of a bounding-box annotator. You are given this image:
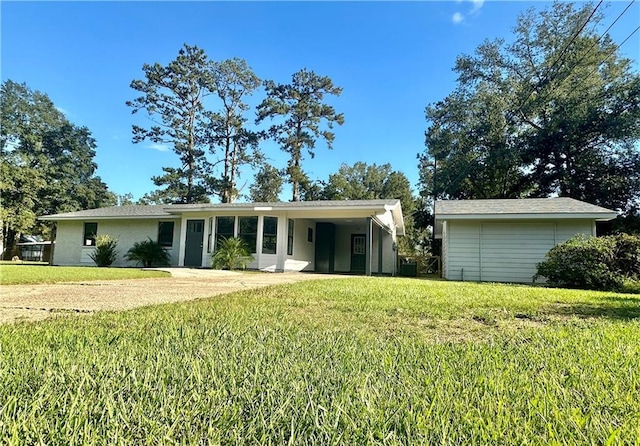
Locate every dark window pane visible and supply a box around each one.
[238,216,258,253]
[287,219,294,256]
[83,223,98,246]
[158,221,175,247]
[262,216,278,254]
[215,216,235,251]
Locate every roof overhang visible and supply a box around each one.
[169,201,405,236]
[435,212,618,222]
[434,211,618,239]
[38,200,405,235]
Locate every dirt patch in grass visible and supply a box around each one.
[0,271,342,324]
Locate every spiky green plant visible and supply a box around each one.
[211,237,253,270]
[89,234,119,267]
[125,238,171,268]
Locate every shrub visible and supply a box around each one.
[89,235,119,267]
[612,232,640,280]
[536,233,640,291]
[211,237,253,270]
[125,238,171,268]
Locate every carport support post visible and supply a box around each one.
[365,217,372,276]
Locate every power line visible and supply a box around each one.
[511,0,604,122]
[530,0,637,112]
[429,1,639,199]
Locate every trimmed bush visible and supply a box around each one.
[612,232,640,279]
[212,237,253,270]
[89,235,119,267]
[536,233,640,291]
[125,238,171,268]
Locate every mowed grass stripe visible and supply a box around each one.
[0,265,169,284]
[1,278,639,444]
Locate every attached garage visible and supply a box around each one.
[435,198,617,283]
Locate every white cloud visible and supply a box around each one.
[147,143,170,152]
[452,0,484,25]
[470,0,484,13]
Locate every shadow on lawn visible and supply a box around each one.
[545,296,640,321]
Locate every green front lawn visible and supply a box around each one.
[1,278,639,444]
[0,264,169,285]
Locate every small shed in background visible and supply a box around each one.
[16,235,52,262]
[435,198,617,283]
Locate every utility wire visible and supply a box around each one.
[430,1,637,200]
[510,0,603,122]
[530,0,637,112]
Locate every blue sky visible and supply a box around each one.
[2,1,638,202]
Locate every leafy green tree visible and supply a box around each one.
[116,193,135,206]
[299,177,327,202]
[205,58,263,203]
[323,162,413,213]
[135,190,177,205]
[127,44,213,204]
[257,69,344,201]
[0,80,113,257]
[322,162,424,254]
[248,163,283,202]
[420,2,640,214]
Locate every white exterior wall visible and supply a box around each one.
[445,221,481,281]
[52,219,180,267]
[50,204,401,274]
[443,219,598,283]
[379,230,396,275]
[555,220,595,241]
[284,218,315,272]
[480,223,555,283]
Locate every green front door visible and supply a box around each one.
[350,234,366,273]
[184,219,204,267]
[315,222,335,273]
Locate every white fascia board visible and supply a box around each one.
[168,203,390,214]
[435,212,618,222]
[39,215,179,221]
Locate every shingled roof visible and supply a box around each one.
[435,197,617,219]
[40,200,402,220]
[39,205,174,220]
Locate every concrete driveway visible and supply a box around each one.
[0,269,345,325]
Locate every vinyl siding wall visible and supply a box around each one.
[443,219,596,283]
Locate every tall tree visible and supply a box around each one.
[256,69,344,201]
[323,162,413,212]
[127,44,213,204]
[248,163,283,202]
[420,2,640,214]
[322,162,426,254]
[205,58,263,203]
[0,80,114,256]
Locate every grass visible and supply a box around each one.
[0,265,169,285]
[1,277,639,444]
